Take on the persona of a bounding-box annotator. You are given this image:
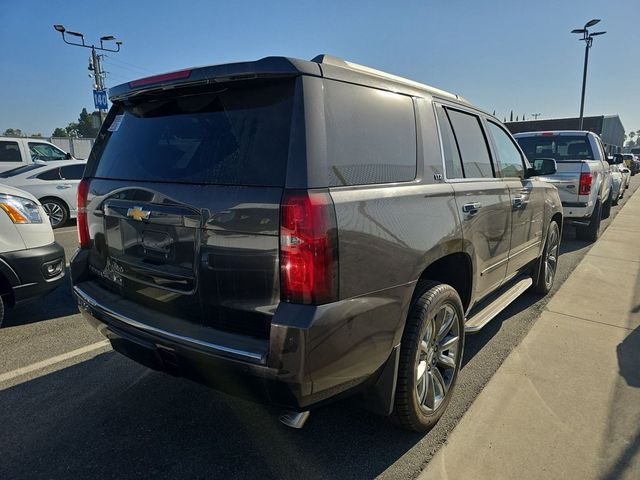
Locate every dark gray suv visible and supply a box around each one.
[71,54,562,432]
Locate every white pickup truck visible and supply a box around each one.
[0,137,74,174]
[514,131,612,242]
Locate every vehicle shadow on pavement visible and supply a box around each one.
[0,352,423,480]
[3,273,78,328]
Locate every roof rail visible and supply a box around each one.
[311,53,467,102]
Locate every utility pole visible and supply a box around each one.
[531,113,541,120]
[571,19,606,130]
[53,24,122,122]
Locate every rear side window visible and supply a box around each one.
[37,168,61,181]
[324,80,417,186]
[88,80,296,186]
[0,141,21,163]
[60,165,85,180]
[446,109,494,178]
[516,135,594,161]
[435,105,464,179]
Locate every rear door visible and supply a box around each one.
[83,78,299,339]
[486,121,544,276]
[436,104,512,301]
[0,140,26,173]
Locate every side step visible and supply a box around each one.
[464,277,533,333]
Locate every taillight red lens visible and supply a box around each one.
[77,178,91,247]
[280,190,338,304]
[579,172,592,196]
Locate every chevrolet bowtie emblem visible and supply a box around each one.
[127,206,151,221]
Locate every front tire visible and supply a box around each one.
[393,281,465,432]
[532,221,560,294]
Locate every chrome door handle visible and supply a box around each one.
[462,202,482,214]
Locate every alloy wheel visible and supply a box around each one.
[545,226,559,287]
[42,202,65,227]
[415,304,461,413]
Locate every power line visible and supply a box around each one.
[103,55,154,74]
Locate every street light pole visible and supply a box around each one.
[53,25,122,119]
[571,19,606,130]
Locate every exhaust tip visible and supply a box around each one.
[278,410,310,429]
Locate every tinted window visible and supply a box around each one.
[436,105,464,179]
[488,122,525,178]
[516,135,594,161]
[89,80,295,186]
[0,164,44,178]
[37,168,61,181]
[446,109,494,178]
[60,164,85,180]
[324,80,416,186]
[29,142,67,161]
[0,141,21,162]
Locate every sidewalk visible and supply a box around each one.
[420,192,640,479]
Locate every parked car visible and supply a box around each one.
[515,131,613,241]
[608,162,623,206]
[616,153,640,175]
[0,184,65,327]
[0,137,75,174]
[609,155,630,196]
[70,54,562,432]
[0,160,87,228]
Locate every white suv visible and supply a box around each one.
[0,184,65,326]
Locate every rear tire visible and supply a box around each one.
[532,221,560,294]
[40,198,69,229]
[575,201,601,242]
[601,192,612,219]
[393,281,465,432]
[0,295,5,328]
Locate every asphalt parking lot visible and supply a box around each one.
[1,177,639,480]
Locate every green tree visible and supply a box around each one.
[52,128,68,137]
[76,108,100,138]
[3,128,24,137]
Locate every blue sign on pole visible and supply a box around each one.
[93,90,109,110]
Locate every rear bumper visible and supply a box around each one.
[0,242,65,305]
[73,278,410,411]
[561,201,593,222]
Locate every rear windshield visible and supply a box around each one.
[0,164,44,178]
[516,135,594,161]
[87,80,296,186]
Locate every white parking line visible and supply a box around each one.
[0,340,110,384]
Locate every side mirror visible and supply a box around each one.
[527,158,557,177]
[65,152,73,160]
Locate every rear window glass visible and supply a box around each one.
[324,80,416,186]
[0,164,44,178]
[88,80,296,186]
[516,135,594,161]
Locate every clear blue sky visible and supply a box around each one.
[1,0,638,137]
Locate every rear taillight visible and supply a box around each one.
[77,178,91,247]
[280,190,338,305]
[579,172,592,196]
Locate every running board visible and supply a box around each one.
[464,277,533,333]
